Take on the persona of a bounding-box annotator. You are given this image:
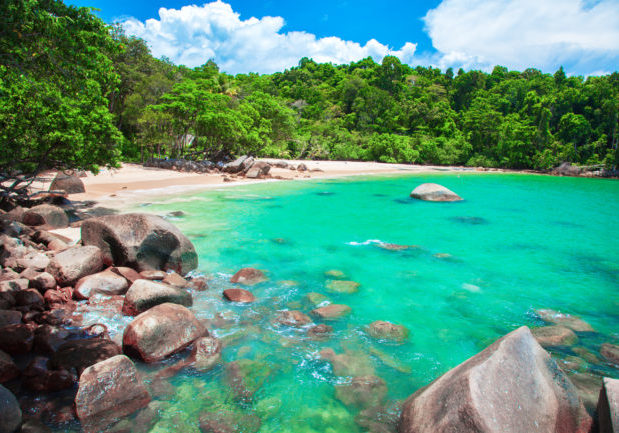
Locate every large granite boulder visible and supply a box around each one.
[22,204,69,228]
[75,355,150,428]
[245,161,271,179]
[223,155,254,173]
[50,338,122,376]
[74,269,129,299]
[410,183,462,202]
[49,172,85,194]
[399,326,592,433]
[122,279,192,316]
[46,246,104,286]
[80,213,198,275]
[0,384,21,433]
[123,303,205,363]
[597,377,619,433]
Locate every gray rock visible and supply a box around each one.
[223,156,254,173]
[122,279,192,316]
[410,183,462,202]
[0,384,21,433]
[22,205,68,228]
[597,377,619,433]
[399,326,591,433]
[49,172,85,194]
[75,269,129,299]
[80,213,198,275]
[245,161,271,179]
[46,246,103,286]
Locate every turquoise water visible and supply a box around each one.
[109,173,617,432]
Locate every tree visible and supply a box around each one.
[0,0,122,201]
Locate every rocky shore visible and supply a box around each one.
[0,178,618,433]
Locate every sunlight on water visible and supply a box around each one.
[79,173,618,433]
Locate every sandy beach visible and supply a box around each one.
[33,159,479,208]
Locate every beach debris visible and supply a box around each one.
[223,288,256,303]
[230,267,268,285]
[123,303,206,363]
[311,304,352,319]
[531,325,578,347]
[535,309,595,332]
[75,355,151,429]
[367,320,409,342]
[326,279,360,294]
[81,213,198,275]
[122,279,193,316]
[399,326,591,433]
[409,183,462,202]
[335,375,387,409]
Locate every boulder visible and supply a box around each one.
[162,271,188,287]
[22,356,73,392]
[0,350,19,383]
[188,336,222,372]
[597,377,619,433]
[320,348,375,377]
[0,310,21,327]
[226,358,273,403]
[50,338,122,376]
[75,269,129,299]
[535,309,594,332]
[367,320,409,342]
[326,280,360,294]
[16,252,50,271]
[601,343,619,365]
[230,268,267,285]
[553,162,582,177]
[33,325,71,355]
[223,288,255,303]
[43,287,72,306]
[22,204,69,228]
[0,384,21,433]
[223,155,254,173]
[531,325,578,347]
[274,310,312,327]
[297,163,308,172]
[335,375,387,409]
[399,326,592,433]
[122,279,192,316]
[311,304,351,320]
[80,213,198,275]
[410,183,462,202]
[0,278,29,293]
[245,161,271,179]
[30,272,56,292]
[111,266,141,283]
[307,324,333,339]
[122,303,206,363]
[75,355,151,426]
[49,172,85,194]
[139,269,167,280]
[0,324,34,355]
[46,246,103,286]
[14,289,44,309]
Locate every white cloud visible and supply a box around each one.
[120,1,417,74]
[423,0,619,74]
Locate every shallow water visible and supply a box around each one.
[81,173,618,432]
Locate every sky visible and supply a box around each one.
[66,0,619,76]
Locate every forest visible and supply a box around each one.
[1,0,618,188]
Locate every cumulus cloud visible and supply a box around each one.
[423,0,619,74]
[120,1,417,74]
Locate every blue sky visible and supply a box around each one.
[67,0,619,76]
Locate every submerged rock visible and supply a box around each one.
[326,280,360,294]
[601,343,619,365]
[189,336,222,372]
[311,304,351,320]
[335,375,387,409]
[230,268,267,285]
[531,325,578,347]
[307,324,333,340]
[320,348,375,377]
[535,309,594,332]
[274,310,312,328]
[81,213,198,275]
[367,320,409,342]
[123,279,193,316]
[306,292,328,306]
[123,303,206,363]
[399,326,592,433]
[597,377,619,433]
[226,358,273,403]
[410,183,462,202]
[223,288,255,303]
[324,269,345,278]
[75,355,151,428]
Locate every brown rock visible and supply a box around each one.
[162,271,188,287]
[16,252,50,271]
[139,269,167,280]
[122,303,206,363]
[80,213,198,275]
[22,204,69,228]
[43,287,72,306]
[600,343,619,365]
[335,375,387,409]
[319,348,375,376]
[367,320,409,342]
[46,245,103,286]
[274,310,312,327]
[50,338,122,376]
[325,279,360,294]
[14,289,44,309]
[75,355,151,427]
[230,268,267,285]
[245,161,271,179]
[0,324,34,355]
[311,304,351,320]
[531,325,578,347]
[0,278,29,293]
[189,276,209,291]
[122,279,192,316]
[74,269,129,299]
[49,172,85,194]
[307,324,333,339]
[111,266,142,283]
[410,183,462,202]
[597,377,619,433]
[0,350,19,383]
[223,288,255,303]
[399,326,592,433]
[297,163,308,171]
[30,272,56,292]
[189,336,222,372]
[535,309,595,332]
[0,310,21,327]
[22,356,74,392]
[33,325,71,354]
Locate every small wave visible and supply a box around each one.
[346,239,384,246]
